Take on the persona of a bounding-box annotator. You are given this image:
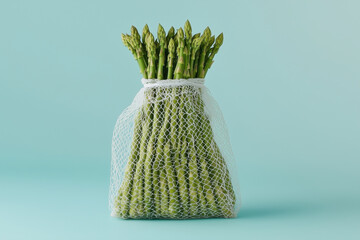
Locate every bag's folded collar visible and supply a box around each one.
[141,78,205,88]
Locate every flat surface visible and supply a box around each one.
[1,167,360,240]
[1,0,360,239]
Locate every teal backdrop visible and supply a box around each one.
[1,0,359,239]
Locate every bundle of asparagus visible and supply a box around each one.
[110,20,238,219]
[121,20,222,80]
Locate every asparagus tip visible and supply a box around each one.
[216,33,224,46]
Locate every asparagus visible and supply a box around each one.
[168,83,183,217]
[192,33,200,41]
[146,33,157,79]
[121,33,147,79]
[128,91,154,218]
[176,90,190,216]
[151,87,165,215]
[121,34,135,55]
[157,95,172,216]
[157,24,166,80]
[183,93,208,216]
[197,142,219,216]
[164,140,180,217]
[145,26,167,214]
[130,26,148,79]
[197,27,211,78]
[204,33,223,75]
[121,22,223,80]
[167,39,175,79]
[194,108,219,215]
[142,70,164,217]
[160,166,169,216]
[194,92,236,217]
[142,24,149,44]
[182,46,189,79]
[146,72,166,216]
[174,28,185,79]
[129,35,156,215]
[184,20,192,78]
[143,137,155,217]
[117,21,236,219]
[208,35,215,49]
[152,144,162,215]
[190,37,203,78]
[114,108,144,218]
[193,50,200,78]
[166,26,175,44]
[184,20,192,43]
[142,24,149,62]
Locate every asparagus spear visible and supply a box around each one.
[167,39,175,79]
[114,109,144,217]
[146,33,157,79]
[184,20,192,78]
[174,28,185,79]
[121,34,135,55]
[203,35,215,71]
[168,80,184,217]
[143,137,155,217]
[184,20,192,43]
[152,143,162,215]
[130,26,148,79]
[142,24,149,44]
[164,140,180,217]
[113,190,123,216]
[174,28,180,48]
[121,33,148,79]
[193,100,220,216]
[143,30,165,214]
[208,35,215,49]
[142,24,149,62]
[150,88,164,215]
[197,143,220,216]
[166,26,175,44]
[190,37,203,78]
[157,24,166,80]
[183,46,189,79]
[197,27,211,78]
[129,87,157,219]
[145,82,166,215]
[183,93,208,216]
[193,50,200,78]
[147,80,167,216]
[176,91,190,216]
[192,33,200,41]
[204,33,223,76]
[157,96,173,216]
[160,165,169,216]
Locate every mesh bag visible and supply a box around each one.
[110,78,240,219]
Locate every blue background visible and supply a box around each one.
[1,0,359,239]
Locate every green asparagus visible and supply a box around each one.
[115,21,236,219]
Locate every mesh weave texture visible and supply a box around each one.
[110,79,240,219]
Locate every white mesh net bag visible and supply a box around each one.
[110,78,240,219]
